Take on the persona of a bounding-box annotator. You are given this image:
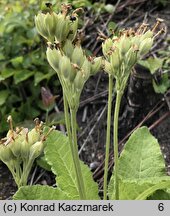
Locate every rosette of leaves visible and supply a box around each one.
[46,40,102,110]
[0,116,53,188]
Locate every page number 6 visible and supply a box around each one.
[158,203,164,211]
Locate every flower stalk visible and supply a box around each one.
[103,74,113,200]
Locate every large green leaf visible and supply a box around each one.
[44,130,99,200]
[110,177,170,200]
[13,185,69,200]
[109,127,169,200]
[118,127,166,179]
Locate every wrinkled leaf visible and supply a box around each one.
[109,127,168,200]
[13,185,69,200]
[44,130,99,200]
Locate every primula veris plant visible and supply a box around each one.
[102,20,166,199]
[3,3,170,200]
[35,3,102,200]
[0,116,54,188]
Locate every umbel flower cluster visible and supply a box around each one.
[102,20,164,92]
[35,4,102,110]
[0,116,53,187]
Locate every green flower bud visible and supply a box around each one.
[81,59,91,80]
[20,140,31,159]
[35,13,49,40]
[119,36,131,56]
[55,14,70,43]
[74,71,84,91]
[102,38,113,59]
[0,144,14,163]
[59,55,72,79]
[125,47,138,68]
[139,38,153,56]
[71,46,85,67]
[44,12,58,43]
[27,128,41,145]
[63,40,74,58]
[104,60,112,74]
[29,141,44,160]
[46,47,62,74]
[91,57,102,75]
[9,128,27,158]
[141,30,153,40]
[67,17,78,41]
[110,49,121,70]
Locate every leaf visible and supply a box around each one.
[11,56,23,68]
[138,57,164,74]
[119,127,166,179]
[152,73,170,94]
[136,180,170,200]
[109,127,168,199]
[13,185,69,200]
[14,70,34,84]
[1,69,15,79]
[36,155,51,172]
[44,130,99,200]
[34,71,55,86]
[114,178,170,200]
[0,90,9,106]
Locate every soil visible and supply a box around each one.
[0,0,170,199]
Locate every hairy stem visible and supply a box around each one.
[63,94,86,199]
[103,74,113,200]
[113,90,122,200]
[70,108,86,199]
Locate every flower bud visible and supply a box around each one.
[104,60,112,74]
[9,128,28,158]
[35,13,49,40]
[110,49,121,70]
[125,47,138,67]
[67,17,78,41]
[90,57,102,75]
[20,140,31,159]
[102,38,113,59]
[44,12,58,42]
[81,59,91,80]
[142,30,153,40]
[63,40,74,58]
[59,55,72,79]
[29,141,44,160]
[55,14,70,43]
[0,144,14,163]
[139,38,153,56]
[27,128,41,146]
[46,47,62,74]
[119,36,131,56]
[74,71,84,91]
[71,46,85,67]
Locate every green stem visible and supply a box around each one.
[45,108,49,125]
[70,108,86,200]
[113,90,122,200]
[63,94,86,199]
[103,74,113,200]
[63,94,72,142]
